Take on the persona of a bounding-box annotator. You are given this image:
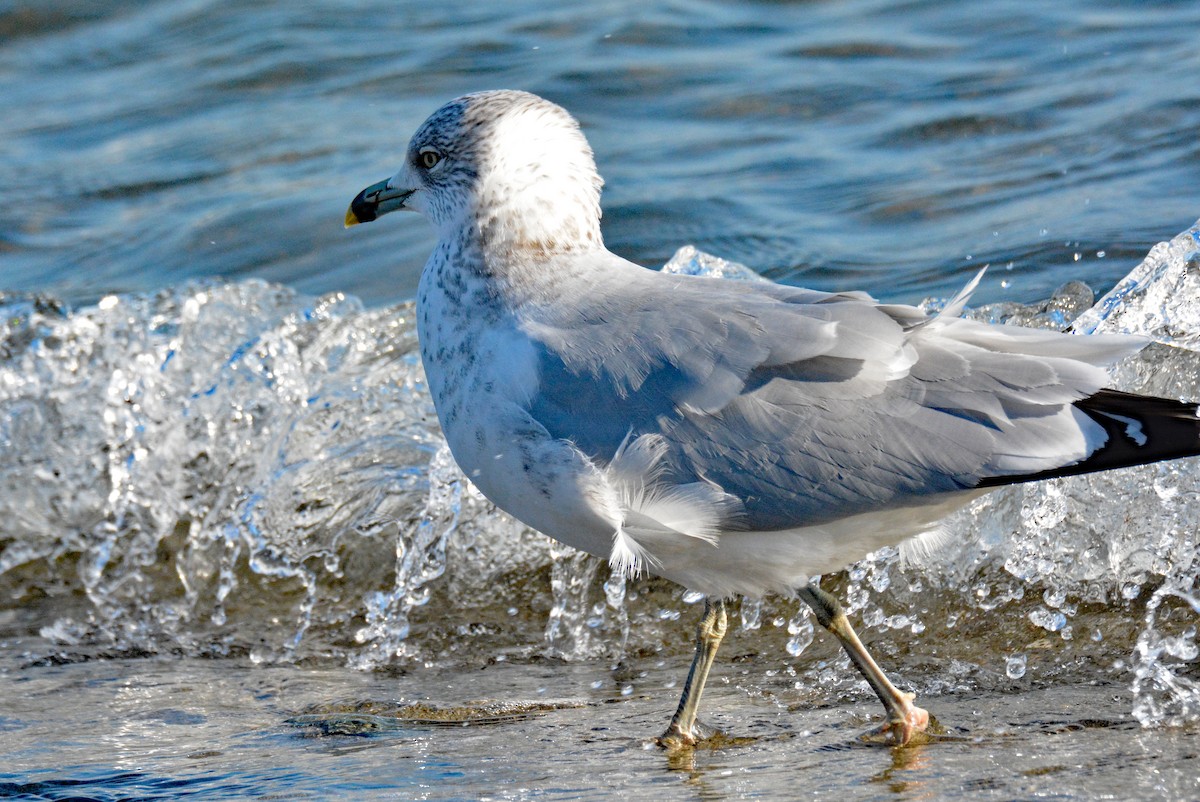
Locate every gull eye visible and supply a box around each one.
[417,148,442,170]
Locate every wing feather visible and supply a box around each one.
[519,254,1146,531]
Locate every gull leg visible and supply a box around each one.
[658,598,728,749]
[797,584,930,745]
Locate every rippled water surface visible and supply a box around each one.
[2,654,1199,801]
[3,1,1200,799]
[4,0,1200,306]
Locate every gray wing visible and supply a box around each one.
[522,257,1142,530]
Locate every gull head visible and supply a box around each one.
[346,90,605,257]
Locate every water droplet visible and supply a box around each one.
[786,612,815,657]
[603,573,626,610]
[740,598,762,631]
[1029,607,1067,632]
[1043,587,1067,609]
[1006,654,1027,679]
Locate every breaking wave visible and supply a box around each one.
[3,221,1200,728]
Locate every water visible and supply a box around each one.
[8,233,1200,802]
[2,657,1199,801]
[4,1,1200,307]
[3,1,1200,798]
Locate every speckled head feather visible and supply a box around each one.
[400,90,604,256]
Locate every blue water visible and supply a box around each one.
[5,1,1200,799]
[3,0,1199,309]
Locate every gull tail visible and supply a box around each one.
[977,389,1200,488]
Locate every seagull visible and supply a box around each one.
[345,90,1200,748]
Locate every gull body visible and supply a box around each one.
[347,90,1200,747]
[418,239,988,598]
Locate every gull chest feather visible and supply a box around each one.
[416,253,617,557]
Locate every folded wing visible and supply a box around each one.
[522,255,1151,531]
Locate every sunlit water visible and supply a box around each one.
[3,1,1200,799]
[4,0,1200,307]
[2,656,1199,801]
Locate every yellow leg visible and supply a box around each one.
[798,584,930,745]
[658,598,728,749]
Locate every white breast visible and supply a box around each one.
[417,258,619,559]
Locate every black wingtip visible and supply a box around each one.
[977,389,1200,489]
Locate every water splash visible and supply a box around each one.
[3,221,1200,730]
[350,444,461,669]
[1,280,445,661]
